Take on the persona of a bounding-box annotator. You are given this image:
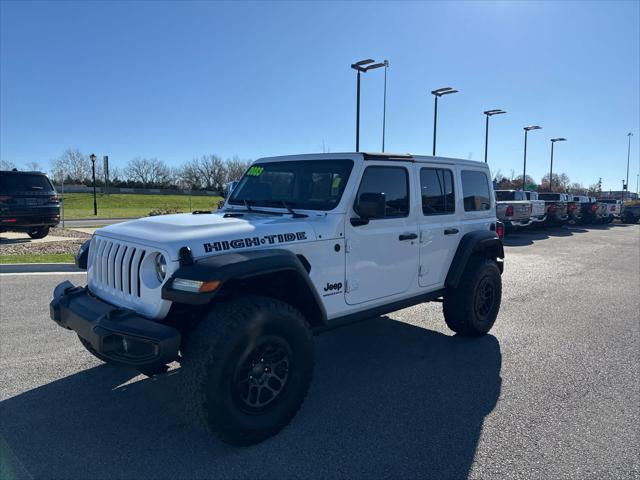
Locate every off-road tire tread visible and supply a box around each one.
[443,255,502,337]
[180,295,313,445]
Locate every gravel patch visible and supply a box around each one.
[0,228,90,256]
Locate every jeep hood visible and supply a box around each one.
[95,212,318,260]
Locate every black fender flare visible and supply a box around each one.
[445,231,504,289]
[162,249,327,326]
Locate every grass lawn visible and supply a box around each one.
[0,253,75,264]
[61,193,222,219]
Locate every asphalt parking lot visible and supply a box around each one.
[1,224,638,479]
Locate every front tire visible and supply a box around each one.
[27,226,50,239]
[180,296,314,446]
[443,256,502,337]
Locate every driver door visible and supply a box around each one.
[345,164,418,305]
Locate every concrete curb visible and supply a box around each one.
[0,263,82,274]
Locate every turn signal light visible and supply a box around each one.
[591,204,598,213]
[172,278,221,293]
[0,195,13,202]
[505,205,514,217]
[497,224,504,239]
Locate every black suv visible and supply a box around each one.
[0,170,60,238]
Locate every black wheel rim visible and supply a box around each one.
[474,276,495,320]
[232,336,291,413]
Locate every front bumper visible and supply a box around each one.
[50,281,180,368]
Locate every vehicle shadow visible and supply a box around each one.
[0,317,502,480]
[544,227,574,237]
[0,237,31,244]
[503,229,549,246]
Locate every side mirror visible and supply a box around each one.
[354,192,386,219]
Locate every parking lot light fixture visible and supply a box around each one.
[522,125,542,191]
[90,153,97,216]
[382,59,389,152]
[549,138,567,192]
[431,87,458,156]
[483,109,507,163]
[351,59,385,152]
[625,132,633,201]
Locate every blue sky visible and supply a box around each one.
[1,1,639,191]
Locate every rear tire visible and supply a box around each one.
[443,256,502,337]
[180,296,314,446]
[623,213,639,224]
[27,226,50,239]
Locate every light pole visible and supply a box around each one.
[483,109,506,163]
[549,137,567,191]
[522,125,542,191]
[382,59,389,152]
[90,153,97,216]
[351,59,385,152]
[625,132,633,201]
[431,87,458,156]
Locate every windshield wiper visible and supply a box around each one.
[261,200,307,218]
[280,200,307,218]
[231,199,280,216]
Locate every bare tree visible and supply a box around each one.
[125,158,172,187]
[179,155,227,191]
[51,149,93,183]
[0,159,17,170]
[540,172,570,192]
[587,178,603,196]
[24,161,43,171]
[226,156,251,182]
[568,182,587,195]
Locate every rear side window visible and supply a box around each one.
[495,191,515,201]
[461,170,491,211]
[420,168,455,215]
[0,173,53,192]
[356,166,409,218]
[538,193,561,201]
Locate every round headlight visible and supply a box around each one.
[154,254,167,282]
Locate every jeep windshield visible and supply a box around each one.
[228,160,354,211]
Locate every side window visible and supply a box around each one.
[461,170,491,212]
[355,166,409,219]
[420,168,455,215]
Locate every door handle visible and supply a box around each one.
[444,228,459,235]
[398,233,418,241]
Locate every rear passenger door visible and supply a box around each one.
[416,164,461,288]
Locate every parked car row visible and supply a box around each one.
[495,189,635,233]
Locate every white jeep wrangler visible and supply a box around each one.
[50,152,504,445]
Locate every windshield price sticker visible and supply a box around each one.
[246,166,264,177]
